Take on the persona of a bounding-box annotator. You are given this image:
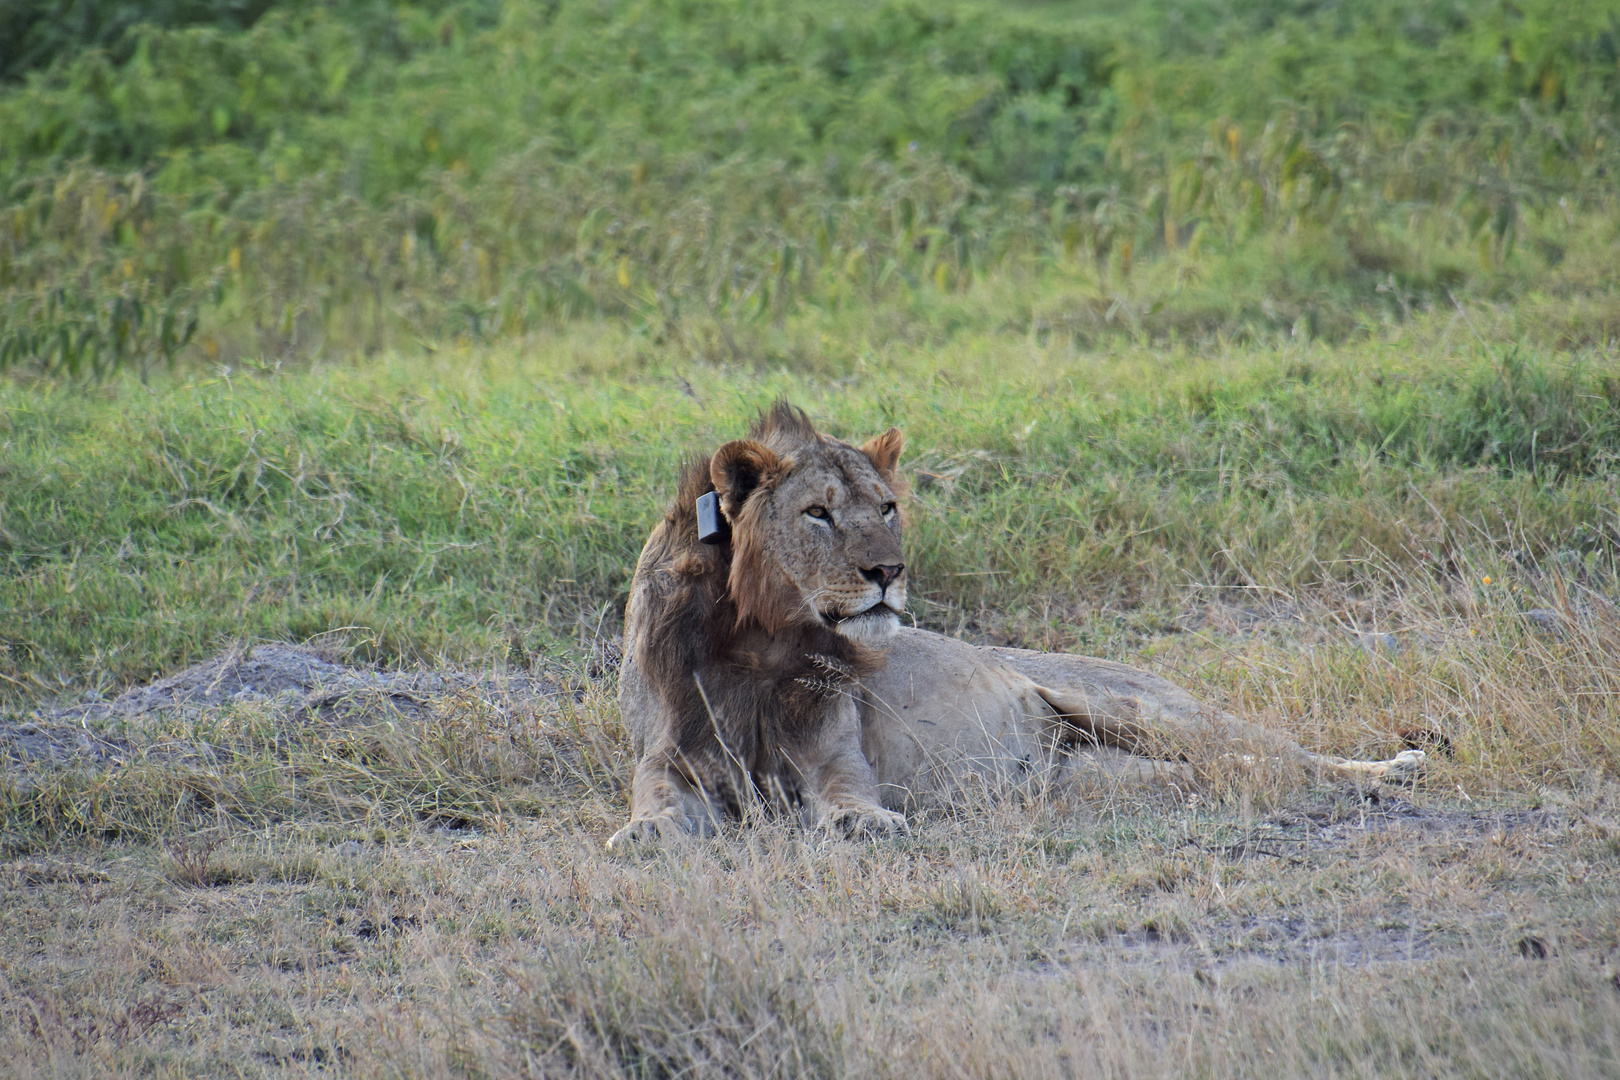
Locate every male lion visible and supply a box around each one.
[607,404,1422,849]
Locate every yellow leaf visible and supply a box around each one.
[228,247,242,273]
[617,257,631,288]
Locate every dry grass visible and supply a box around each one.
[4,569,1619,1078]
[7,3,1619,1063]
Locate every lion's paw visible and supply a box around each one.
[816,805,909,840]
[1379,749,1426,780]
[605,811,684,852]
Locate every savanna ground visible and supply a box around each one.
[4,0,1620,1074]
[5,328,1620,1078]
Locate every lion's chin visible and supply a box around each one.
[830,604,901,643]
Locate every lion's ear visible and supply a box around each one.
[710,439,781,518]
[860,427,904,481]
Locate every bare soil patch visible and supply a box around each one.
[1,643,561,771]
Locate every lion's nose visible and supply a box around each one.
[861,563,905,589]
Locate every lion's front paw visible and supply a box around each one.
[605,810,685,852]
[816,804,909,840]
[1378,749,1426,781]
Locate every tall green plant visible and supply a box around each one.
[2,0,1617,378]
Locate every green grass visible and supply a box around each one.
[3,0,1618,376]
[4,309,1618,701]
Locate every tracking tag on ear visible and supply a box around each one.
[696,490,729,545]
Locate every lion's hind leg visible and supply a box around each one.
[1065,746,1195,787]
[1310,748,1427,783]
[995,647,1427,786]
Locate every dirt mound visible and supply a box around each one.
[2,643,563,769]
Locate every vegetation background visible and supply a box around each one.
[3,0,1619,377]
[3,0,1618,688]
[1,0,1619,1075]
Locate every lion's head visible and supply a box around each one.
[708,403,907,643]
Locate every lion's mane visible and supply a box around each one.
[625,403,878,812]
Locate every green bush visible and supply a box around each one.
[0,0,501,82]
[1,0,277,81]
[1,0,1617,378]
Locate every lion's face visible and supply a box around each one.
[711,409,907,641]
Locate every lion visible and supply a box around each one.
[606,403,1422,849]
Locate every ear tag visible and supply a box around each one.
[696,490,729,545]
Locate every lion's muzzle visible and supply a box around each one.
[831,602,902,642]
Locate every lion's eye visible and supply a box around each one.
[804,506,831,521]
[881,502,897,518]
